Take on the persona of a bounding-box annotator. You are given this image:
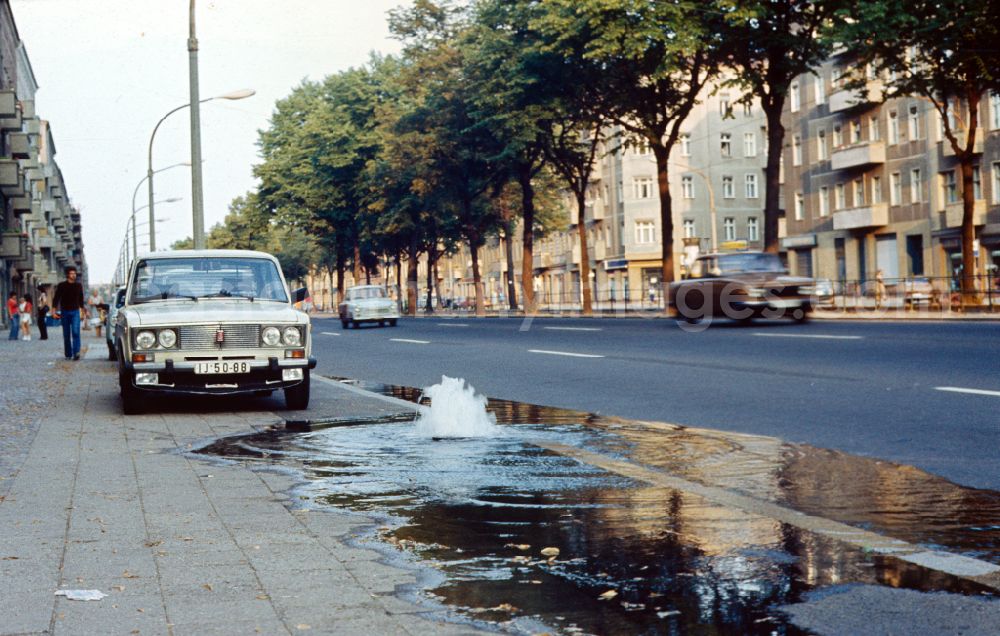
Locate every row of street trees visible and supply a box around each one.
[177,0,1000,311]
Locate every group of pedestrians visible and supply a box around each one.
[5,266,91,360]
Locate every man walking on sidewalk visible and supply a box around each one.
[52,266,87,360]
[6,291,19,340]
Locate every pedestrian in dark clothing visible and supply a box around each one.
[36,290,49,340]
[6,291,18,340]
[52,266,88,360]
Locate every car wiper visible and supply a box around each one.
[201,292,255,301]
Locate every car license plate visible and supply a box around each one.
[194,361,251,374]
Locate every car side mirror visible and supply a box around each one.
[292,287,308,304]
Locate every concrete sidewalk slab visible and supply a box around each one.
[0,333,483,635]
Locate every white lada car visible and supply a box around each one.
[114,250,315,414]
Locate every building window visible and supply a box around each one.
[836,183,846,209]
[747,217,759,242]
[993,162,1000,203]
[973,166,982,200]
[890,172,902,205]
[872,176,882,204]
[815,75,826,104]
[745,173,758,198]
[817,130,827,160]
[942,170,958,204]
[720,96,733,119]
[723,217,736,241]
[743,102,753,118]
[790,81,801,112]
[617,180,624,203]
[819,186,830,216]
[910,168,922,203]
[833,123,843,147]
[680,134,691,157]
[888,111,899,144]
[722,175,735,199]
[635,221,655,244]
[794,192,805,220]
[681,175,694,199]
[832,67,842,89]
[992,92,1000,130]
[908,105,920,140]
[851,119,862,144]
[793,135,803,166]
[744,132,757,157]
[721,133,732,157]
[633,177,654,200]
[869,116,880,141]
[683,219,696,239]
[853,178,865,207]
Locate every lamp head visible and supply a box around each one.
[217,89,255,100]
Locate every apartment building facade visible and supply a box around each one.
[781,52,1000,287]
[1,0,85,319]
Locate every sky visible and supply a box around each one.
[10,0,409,284]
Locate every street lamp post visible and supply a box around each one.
[131,198,181,257]
[133,162,189,259]
[147,85,253,253]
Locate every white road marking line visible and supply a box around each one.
[935,386,1000,398]
[320,331,341,336]
[752,332,862,340]
[528,349,604,359]
[436,323,469,327]
[391,338,430,344]
[543,326,603,332]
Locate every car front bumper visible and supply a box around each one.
[123,356,317,395]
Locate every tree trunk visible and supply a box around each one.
[654,145,675,311]
[503,221,518,311]
[575,191,593,315]
[406,240,419,317]
[425,244,436,313]
[335,238,347,302]
[958,91,981,306]
[353,245,363,286]
[470,238,486,317]
[394,251,403,313]
[763,99,785,255]
[433,260,443,309]
[518,165,536,315]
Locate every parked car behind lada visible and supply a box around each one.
[105,285,126,360]
[668,252,815,324]
[338,284,399,328]
[114,249,315,414]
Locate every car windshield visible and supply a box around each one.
[717,253,786,274]
[129,257,288,303]
[347,287,386,301]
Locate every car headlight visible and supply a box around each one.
[799,285,815,295]
[262,326,281,347]
[282,326,301,346]
[157,329,177,348]
[135,330,156,350]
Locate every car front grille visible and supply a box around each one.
[178,324,261,350]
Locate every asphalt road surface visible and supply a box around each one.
[311,315,1000,491]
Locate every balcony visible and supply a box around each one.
[593,241,607,261]
[829,80,882,113]
[9,133,30,159]
[944,200,987,228]
[833,202,889,230]
[1,232,28,259]
[12,196,31,216]
[0,160,23,196]
[24,118,40,137]
[831,140,886,171]
[942,129,984,157]
[20,100,35,119]
[0,90,16,118]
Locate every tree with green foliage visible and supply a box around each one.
[536,0,728,304]
[840,0,1000,304]
[724,0,848,255]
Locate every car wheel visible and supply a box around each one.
[389,319,397,327]
[107,340,116,361]
[118,352,143,415]
[284,370,310,410]
[792,308,810,323]
[379,320,385,327]
[341,319,349,329]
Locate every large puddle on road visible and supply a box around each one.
[197,377,1000,634]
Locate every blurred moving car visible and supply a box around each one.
[668,252,815,323]
[104,285,127,360]
[339,285,399,328]
[114,249,314,414]
[807,278,835,308]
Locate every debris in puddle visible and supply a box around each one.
[657,610,680,618]
[55,589,106,601]
[598,590,618,600]
[505,543,531,551]
[540,547,560,557]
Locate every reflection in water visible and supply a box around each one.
[196,379,999,634]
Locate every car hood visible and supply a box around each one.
[123,299,306,326]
